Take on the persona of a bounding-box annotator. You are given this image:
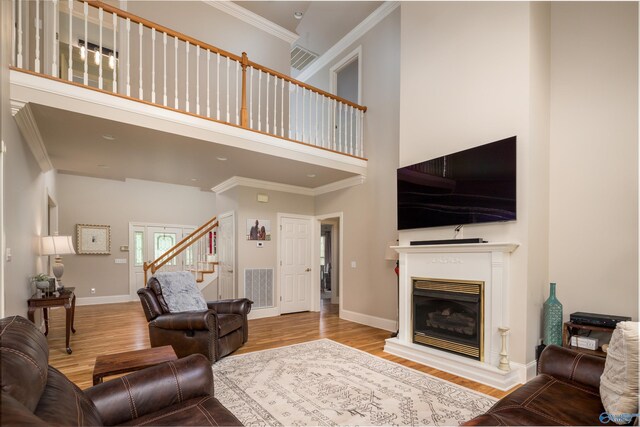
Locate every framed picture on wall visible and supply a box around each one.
[246,219,271,241]
[76,224,111,254]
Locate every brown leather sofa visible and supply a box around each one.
[0,315,241,426]
[465,345,608,426]
[138,277,252,363]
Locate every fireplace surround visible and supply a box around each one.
[384,242,524,391]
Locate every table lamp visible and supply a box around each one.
[41,234,75,290]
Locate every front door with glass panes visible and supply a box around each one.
[129,224,196,299]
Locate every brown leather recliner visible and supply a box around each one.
[464,345,608,426]
[0,315,241,426]
[138,277,252,363]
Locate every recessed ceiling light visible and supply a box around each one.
[294,11,303,19]
[307,173,316,178]
[97,164,109,169]
[216,156,227,161]
[102,134,116,141]
[190,178,198,182]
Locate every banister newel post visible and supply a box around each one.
[241,52,249,128]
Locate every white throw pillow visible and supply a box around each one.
[600,321,639,424]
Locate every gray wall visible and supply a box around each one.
[57,174,216,299]
[548,2,638,321]
[307,8,400,322]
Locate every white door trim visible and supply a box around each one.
[218,210,235,299]
[313,212,344,315]
[277,213,315,314]
[128,221,197,299]
[329,46,363,105]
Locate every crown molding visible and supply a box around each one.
[297,1,399,82]
[202,1,299,45]
[12,103,54,172]
[211,175,366,196]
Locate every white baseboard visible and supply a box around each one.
[340,309,395,332]
[75,294,135,306]
[248,307,280,320]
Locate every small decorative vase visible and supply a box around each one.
[543,282,563,346]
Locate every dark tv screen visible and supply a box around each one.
[397,136,516,230]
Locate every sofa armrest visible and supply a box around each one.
[149,310,216,331]
[85,354,213,426]
[538,345,605,389]
[207,298,252,316]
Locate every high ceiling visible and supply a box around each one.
[235,1,312,32]
[30,104,357,191]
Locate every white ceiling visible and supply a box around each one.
[235,1,312,32]
[31,104,356,191]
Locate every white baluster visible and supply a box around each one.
[355,107,359,156]
[273,75,277,136]
[126,18,130,96]
[83,2,88,85]
[216,52,220,120]
[226,56,230,122]
[98,7,103,89]
[151,28,156,103]
[315,92,319,145]
[265,73,269,133]
[17,0,23,68]
[294,84,299,140]
[112,12,117,93]
[249,67,254,128]
[51,0,58,77]
[351,107,356,155]
[258,70,262,131]
[321,96,325,148]
[138,23,143,99]
[66,0,71,79]
[338,102,343,152]
[206,50,210,117]
[196,46,200,115]
[235,60,240,125]
[162,32,167,105]
[302,89,306,142]
[35,0,40,73]
[174,36,178,108]
[11,0,16,66]
[328,98,332,149]
[280,78,284,137]
[344,104,348,154]
[185,42,190,111]
[360,110,365,157]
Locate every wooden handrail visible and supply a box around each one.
[247,60,368,112]
[82,0,368,113]
[143,215,218,284]
[84,1,242,62]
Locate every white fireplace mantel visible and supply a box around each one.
[384,242,524,391]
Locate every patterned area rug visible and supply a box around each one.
[212,339,496,426]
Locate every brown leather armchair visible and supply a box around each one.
[464,345,608,426]
[138,277,252,363]
[0,315,241,426]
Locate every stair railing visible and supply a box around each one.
[10,0,368,158]
[143,215,218,284]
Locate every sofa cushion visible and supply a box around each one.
[465,374,605,426]
[153,272,207,313]
[218,314,243,337]
[34,367,103,426]
[600,321,639,423]
[0,316,49,411]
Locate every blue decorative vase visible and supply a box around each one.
[543,282,563,346]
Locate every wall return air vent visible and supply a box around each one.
[291,45,318,71]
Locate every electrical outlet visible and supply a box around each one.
[90,288,96,294]
[351,261,357,268]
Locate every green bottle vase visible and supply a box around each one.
[543,282,563,346]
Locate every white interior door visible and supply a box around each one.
[218,212,235,300]
[280,216,312,314]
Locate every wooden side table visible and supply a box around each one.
[92,346,178,385]
[562,321,614,358]
[27,287,76,354]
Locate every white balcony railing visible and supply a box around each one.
[11,0,367,158]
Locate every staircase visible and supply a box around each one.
[144,215,219,288]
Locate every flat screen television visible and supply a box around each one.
[397,136,516,230]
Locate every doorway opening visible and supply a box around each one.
[318,216,340,315]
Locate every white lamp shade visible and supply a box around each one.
[384,241,399,261]
[41,235,76,256]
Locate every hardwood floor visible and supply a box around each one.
[45,300,513,398]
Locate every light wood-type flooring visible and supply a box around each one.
[44,300,514,398]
